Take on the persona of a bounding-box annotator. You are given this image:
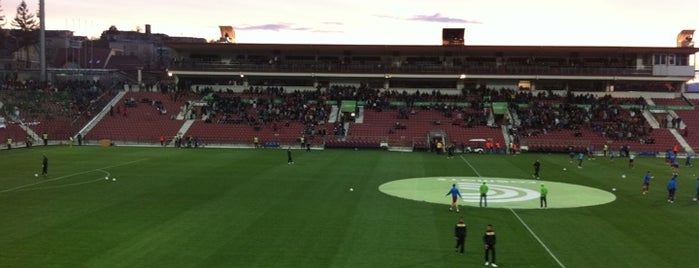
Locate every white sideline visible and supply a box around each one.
[0,159,147,194]
[459,155,482,177]
[509,208,567,268]
[459,155,566,268]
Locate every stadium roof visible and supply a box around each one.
[165,42,699,55]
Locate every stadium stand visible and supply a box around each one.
[1,121,31,148]
[85,92,189,144]
[0,81,113,142]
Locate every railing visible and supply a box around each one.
[171,61,654,76]
[85,135,162,145]
[85,134,327,148]
[324,135,386,149]
[520,138,592,153]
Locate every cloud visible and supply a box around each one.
[377,13,481,24]
[409,13,481,24]
[237,22,342,34]
[322,21,344,26]
[237,23,310,31]
[312,29,344,33]
[375,14,402,20]
[236,23,343,33]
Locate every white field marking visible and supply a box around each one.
[459,155,482,177]
[0,159,145,194]
[457,182,540,202]
[509,208,567,268]
[14,177,107,192]
[15,170,111,192]
[459,155,565,267]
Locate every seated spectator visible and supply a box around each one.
[124,98,137,107]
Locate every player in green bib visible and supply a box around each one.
[540,184,548,208]
[479,182,489,208]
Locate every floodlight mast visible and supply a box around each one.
[39,0,46,83]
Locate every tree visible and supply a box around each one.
[11,0,37,31]
[36,1,41,26]
[0,0,6,29]
[11,0,38,68]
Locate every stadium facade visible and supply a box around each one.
[165,35,698,94]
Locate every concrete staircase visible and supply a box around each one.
[77,91,127,138]
[178,119,196,136]
[328,105,339,123]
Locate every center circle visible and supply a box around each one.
[378,177,616,209]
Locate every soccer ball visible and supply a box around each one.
[349,188,354,192]
[105,176,109,180]
[693,198,697,202]
[612,188,617,191]
[34,173,38,177]
[112,178,116,181]
[562,168,567,171]
[621,174,626,178]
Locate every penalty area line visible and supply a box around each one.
[509,208,566,268]
[0,158,146,194]
[459,155,482,177]
[13,177,107,192]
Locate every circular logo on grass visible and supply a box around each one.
[379,177,616,209]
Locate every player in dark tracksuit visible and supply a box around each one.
[287,147,294,164]
[533,160,541,179]
[454,217,467,254]
[41,155,48,176]
[447,144,455,159]
[483,224,497,267]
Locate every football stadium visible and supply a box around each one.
[2,21,699,267]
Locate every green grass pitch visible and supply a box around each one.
[1,146,697,267]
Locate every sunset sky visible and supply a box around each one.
[0,0,697,47]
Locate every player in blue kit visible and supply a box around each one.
[446,184,462,212]
[642,171,652,195]
[667,175,678,203]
